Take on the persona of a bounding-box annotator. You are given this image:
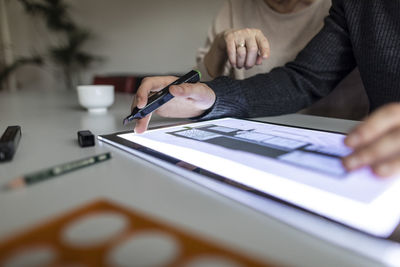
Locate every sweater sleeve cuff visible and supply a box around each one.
[190,76,249,121]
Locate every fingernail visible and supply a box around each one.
[376,164,391,176]
[345,156,360,170]
[136,97,144,108]
[347,133,360,147]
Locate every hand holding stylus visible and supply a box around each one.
[124,70,202,125]
[132,76,216,134]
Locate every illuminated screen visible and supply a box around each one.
[100,118,400,238]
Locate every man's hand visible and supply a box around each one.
[343,103,400,177]
[132,76,216,134]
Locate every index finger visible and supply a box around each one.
[345,104,400,148]
[255,32,270,59]
[224,33,237,67]
[134,113,152,134]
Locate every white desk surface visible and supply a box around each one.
[0,89,398,266]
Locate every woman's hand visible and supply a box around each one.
[204,28,270,77]
[133,76,216,133]
[343,103,400,177]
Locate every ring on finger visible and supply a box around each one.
[236,42,245,49]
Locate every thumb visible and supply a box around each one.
[169,83,208,100]
[169,82,216,111]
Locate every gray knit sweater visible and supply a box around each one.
[201,0,400,120]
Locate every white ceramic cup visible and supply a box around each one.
[77,85,114,113]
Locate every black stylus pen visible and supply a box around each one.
[123,70,201,125]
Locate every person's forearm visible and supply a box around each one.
[203,32,228,78]
[199,1,356,121]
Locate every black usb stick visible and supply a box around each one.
[0,126,21,162]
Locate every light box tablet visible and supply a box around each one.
[99,118,400,242]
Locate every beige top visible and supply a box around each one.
[196,0,369,120]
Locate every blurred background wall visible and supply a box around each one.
[2,0,223,90]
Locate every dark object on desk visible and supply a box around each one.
[93,75,138,93]
[78,130,95,147]
[123,70,201,125]
[0,126,21,162]
[2,152,112,191]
